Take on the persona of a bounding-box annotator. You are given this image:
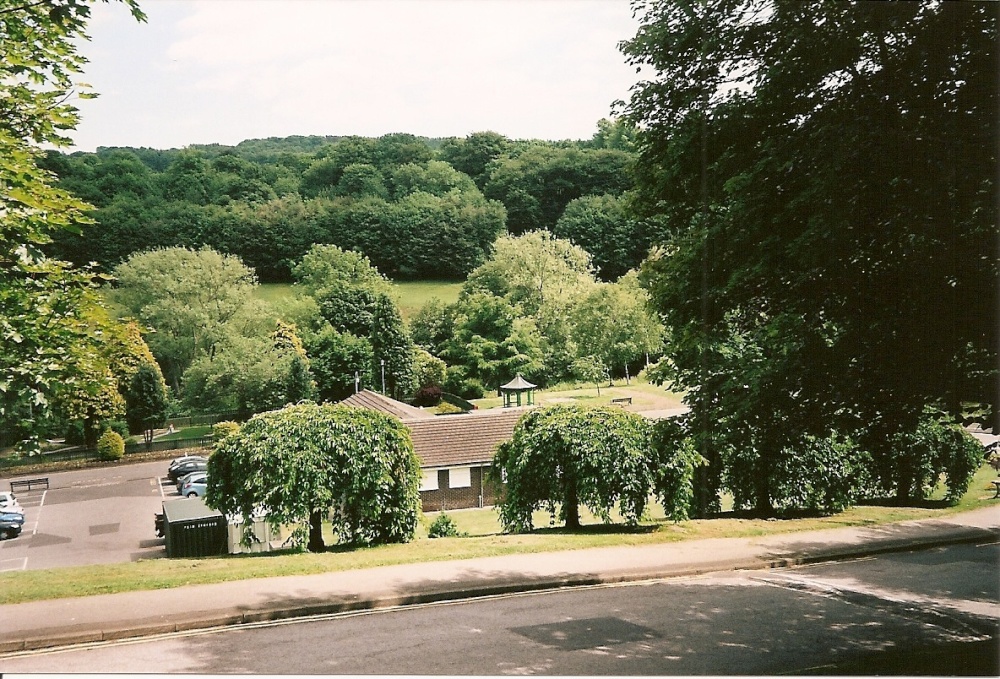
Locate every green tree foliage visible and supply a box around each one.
[306,326,374,402]
[0,0,144,448]
[125,361,169,444]
[112,246,258,391]
[572,277,664,384]
[492,405,655,532]
[369,294,416,400]
[625,1,997,510]
[553,194,647,281]
[648,417,706,522]
[96,429,125,461]
[207,402,421,552]
[443,293,544,396]
[438,131,510,189]
[483,145,634,234]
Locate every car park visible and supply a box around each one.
[0,510,25,539]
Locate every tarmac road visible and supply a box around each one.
[2,542,996,675]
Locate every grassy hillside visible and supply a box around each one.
[254,280,463,320]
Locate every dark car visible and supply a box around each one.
[167,459,208,483]
[0,510,25,540]
[168,454,206,473]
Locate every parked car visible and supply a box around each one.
[0,491,23,515]
[180,472,208,499]
[167,454,206,473]
[175,468,209,491]
[168,459,208,483]
[0,510,25,539]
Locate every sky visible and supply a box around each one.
[70,0,643,152]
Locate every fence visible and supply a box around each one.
[165,413,239,429]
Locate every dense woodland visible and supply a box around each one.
[41,125,644,282]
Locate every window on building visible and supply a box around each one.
[450,466,472,488]
[420,469,439,492]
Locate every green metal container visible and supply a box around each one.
[162,497,227,558]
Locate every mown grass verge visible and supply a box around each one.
[0,465,995,606]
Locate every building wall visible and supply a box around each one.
[419,465,502,512]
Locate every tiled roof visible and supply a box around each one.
[339,389,435,420]
[406,408,529,468]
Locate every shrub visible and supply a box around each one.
[427,513,465,538]
[212,420,241,443]
[97,430,125,461]
[413,385,443,407]
[434,402,465,415]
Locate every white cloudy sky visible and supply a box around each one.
[70,0,642,151]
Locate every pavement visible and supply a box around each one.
[1,504,997,655]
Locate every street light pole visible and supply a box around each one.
[354,371,359,394]
[380,359,386,395]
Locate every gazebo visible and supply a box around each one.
[500,373,537,408]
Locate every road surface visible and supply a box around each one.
[2,541,996,675]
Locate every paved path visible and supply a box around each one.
[1,505,997,654]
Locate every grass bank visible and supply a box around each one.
[0,465,995,606]
[254,280,462,320]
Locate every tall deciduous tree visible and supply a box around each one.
[112,246,258,391]
[1,0,144,448]
[624,0,998,510]
[207,402,421,552]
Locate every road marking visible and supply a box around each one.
[0,556,27,571]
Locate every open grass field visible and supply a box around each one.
[0,463,995,605]
[473,379,686,412]
[254,280,462,320]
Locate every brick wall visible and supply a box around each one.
[420,465,503,512]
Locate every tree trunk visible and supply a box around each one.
[307,509,326,552]
[564,477,581,530]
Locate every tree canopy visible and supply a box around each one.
[623,0,998,512]
[207,402,421,552]
[492,405,655,532]
[1,0,144,448]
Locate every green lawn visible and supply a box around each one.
[0,464,994,605]
[155,425,214,442]
[254,280,462,320]
[391,280,463,319]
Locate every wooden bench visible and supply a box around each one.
[10,477,49,492]
[611,397,632,407]
[991,480,1000,499]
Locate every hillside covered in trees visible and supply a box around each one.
[41,124,646,283]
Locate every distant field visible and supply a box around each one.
[254,280,463,319]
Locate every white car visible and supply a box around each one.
[0,491,24,515]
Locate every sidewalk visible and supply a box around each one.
[1,505,997,654]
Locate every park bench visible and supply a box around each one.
[10,477,49,492]
[991,480,1000,500]
[611,397,632,407]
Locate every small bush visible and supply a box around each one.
[427,513,465,538]
[413,385,443,407]
[97,430,125,461]
[212,420,240,443]
[434,402,465,415]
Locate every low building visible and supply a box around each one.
[341,390,527,511]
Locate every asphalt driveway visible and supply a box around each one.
[0,461,177,571]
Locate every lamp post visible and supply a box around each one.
[354,371,360,394]
[380,359,386,395]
